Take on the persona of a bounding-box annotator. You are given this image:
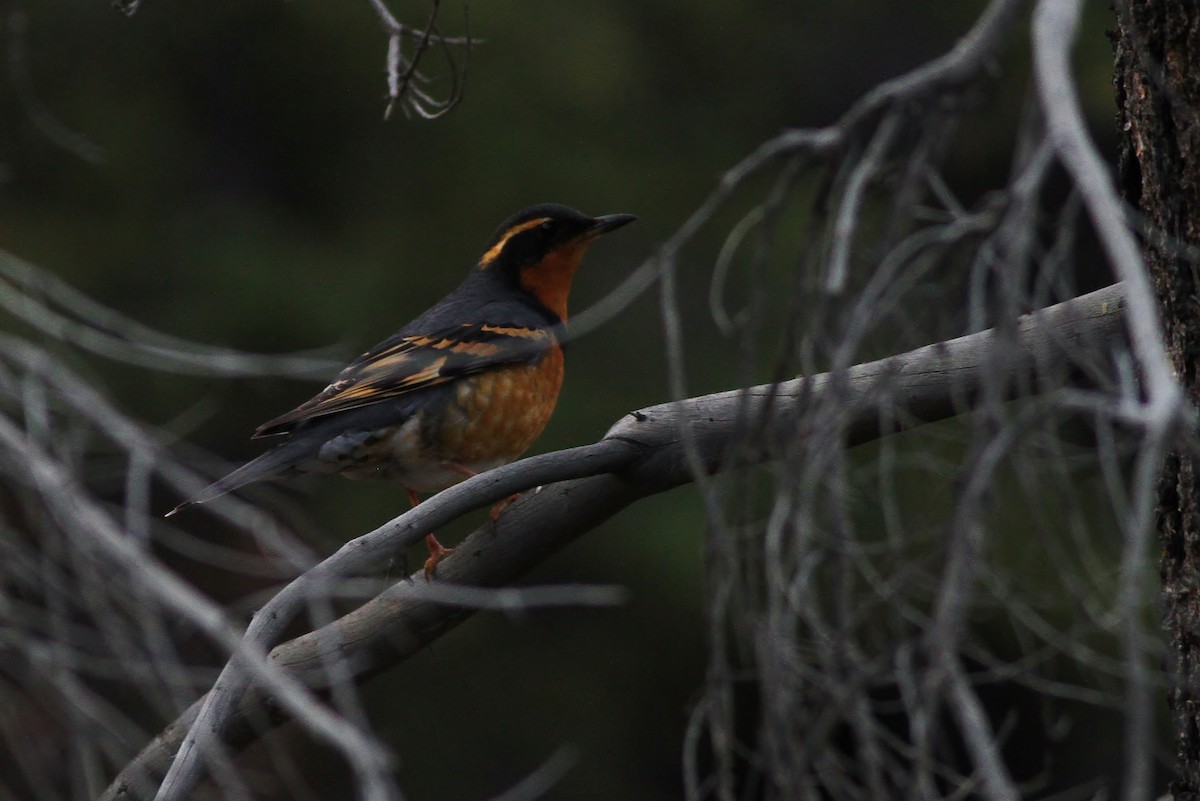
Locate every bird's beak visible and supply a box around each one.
[586,213,638,238]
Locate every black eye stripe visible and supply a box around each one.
[514,220,560,248]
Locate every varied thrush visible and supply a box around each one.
[168,203,636,574]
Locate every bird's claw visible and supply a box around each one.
[422,533,455,579]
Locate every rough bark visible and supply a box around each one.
[1113,3,1200,797]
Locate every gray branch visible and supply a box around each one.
[105,281,1128,801]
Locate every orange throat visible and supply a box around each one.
[518,244,587,321]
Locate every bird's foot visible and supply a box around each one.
[488,493,522,530]
[422,533,455,579]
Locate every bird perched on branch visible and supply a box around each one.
[168,203,636,575]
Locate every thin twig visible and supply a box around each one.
[0,250,339,378]
[570,0,1029,343]
[6,11,105,163]
[369,0,472,121]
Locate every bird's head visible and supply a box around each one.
[476,203,636,321]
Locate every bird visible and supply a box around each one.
[167,203,637,575]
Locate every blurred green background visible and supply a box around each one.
[0,1,1126,799]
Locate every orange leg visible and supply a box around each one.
[440,461,522,526]
[440,461,478,480]
[407,487,455,579]
[488,493,521,522]
[422,534,455,579]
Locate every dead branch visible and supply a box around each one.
[108,282,1128,801]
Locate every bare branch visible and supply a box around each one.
[0,417,400,801]
[24,2,1164,796]
[149,436,637,801]
[0,250,339,378]
[6,11,105,164]
[1033,5,1185,800]
[111,0,142,17]
[369,0,473,121]
[1033,0,1182,432]
[104,282,1129,800]
[571,0,1029,344]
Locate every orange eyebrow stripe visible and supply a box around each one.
[479,217,550,267]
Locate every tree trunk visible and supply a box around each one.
[1114,3,1200,797]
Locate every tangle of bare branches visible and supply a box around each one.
[367,0,473,121]
[107,283,1128,801]
[111,0,474,120]
[6,1,1188,800]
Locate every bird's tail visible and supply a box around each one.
[165,442,310,518]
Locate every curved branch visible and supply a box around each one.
[0,250,339,378]
[106,282,1128,801]
[369,0,472,121]
[568,0,1030,344]
[150,441,636,801]
[1034,5,1185,800]
[1033,0,1180,429]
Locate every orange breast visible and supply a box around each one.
[435,346,565,468]
[518,244,585,321]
